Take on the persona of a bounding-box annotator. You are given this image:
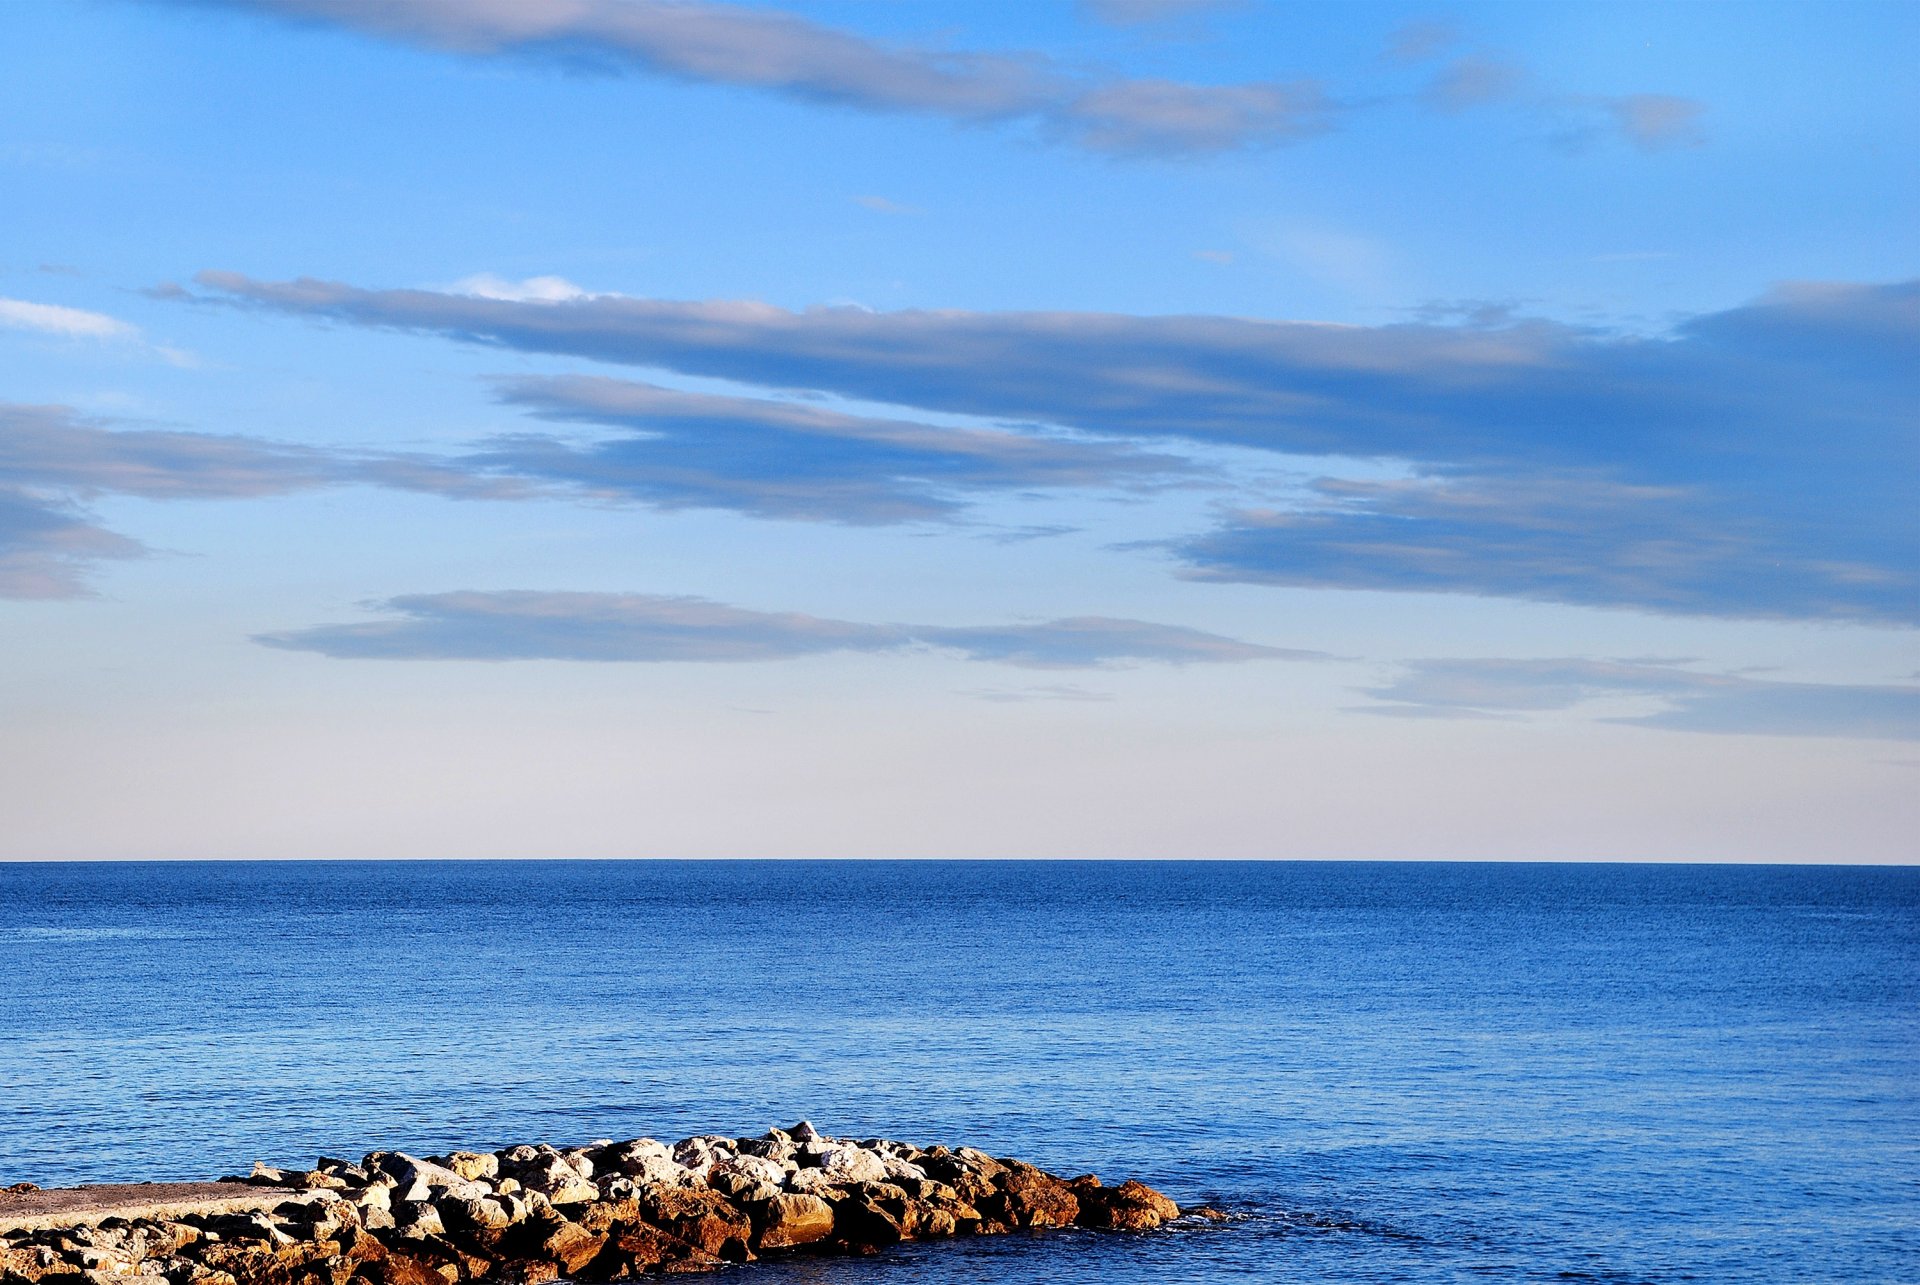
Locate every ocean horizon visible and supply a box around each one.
[6,859,1915,1283]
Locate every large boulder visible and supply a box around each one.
[983,1163,1079,1230]
[1069,1177,1179,1230]
[705,1156,783,1204]
[502,1155,595,1207]
[367,1157,489,1206]
[811,1148,887,1186]
[630,1188,751,1263]
[748,1194,835,1251]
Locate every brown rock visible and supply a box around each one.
[748,1194,834,1251]
[0,1244,64,1282]
[630,1189,750,1263]
[587,1226,717,1279]
[567,1200,638,1236]
[1069,1178,1179,1231]
[829,1198,902,1250]
[529,1223,603,1276]
[983,1165,1078,1230]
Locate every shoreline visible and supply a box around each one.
[1,1125,1205,1281]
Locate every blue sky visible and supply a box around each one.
[1,0,1914,860]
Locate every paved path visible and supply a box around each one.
[0,1183,298,1234]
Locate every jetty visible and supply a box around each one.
[0,1124,1202,1282]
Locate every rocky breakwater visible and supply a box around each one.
[0,1123,1199,1283]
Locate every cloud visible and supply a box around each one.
[0,486,144,599]
[472,373,1198,523]
[1606,94,1706,150]
[1079,0,1241,26]
[191,272,1920,623]
[962,683,1114,703]
[1385,20,1456,63]
[176,0,1330,156]
[1360,657,1920,741]
[914,616,1324,668]
[450,273,591,302]
[256,589,1316,667]
[1393,34,1705,150]
[852,195,921,216]
[0,297,140,340]
[1423,55,1525,112]
[0,402,528,597]
[1057,77,1331,156]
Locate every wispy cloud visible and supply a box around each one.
[1391,25,1706,150]
[0,295,197,366]
[175,0,1332,156]
[961,683,1114,703]
[257,589,1321,667]
[189,271,1920,623]
[1079,0,1242,27]
[1605,94,1706,151]
[473,373,1199,524]
[0,402,527,597]
[1359,657,1920,741]
[852,195,921,216]
[0,485,144,599]
[0,297,140,340]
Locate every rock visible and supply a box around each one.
[829,1197,902,1249]
[373,1157,489,1206]
[389,1205,441,1239]
[877,1153,926,1183]
[782,1169,848,1198]
[985,1164,1079,1229]
[434,1198,511,1233]
[590,1228,715,1279]
[788,1122,821,1144]
[705,1155,784,1204]
[349,1187,390,1216]
[435,1155,498,1184]
[812,1147,887,1186]
[591,1142,689,1189]
[1069,1177,1178,1231]
[1184,1205,1230,1222]
[747,1194,834,1251]
[502,1156,596,1206]
[630,1188,751,1263]
[530,1224,603,1276]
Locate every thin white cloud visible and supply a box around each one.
[1080,0,1242,27]
[256,589,1325,667]
[852,195,922,216]
[1359,657,1920,741]
[451,273,592,302]
[0,297,139,340]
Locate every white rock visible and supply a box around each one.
[880,1154,928,1182]
[814,1147,887,1185]
[785,1169,845,1196]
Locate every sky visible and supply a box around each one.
[1,0,1915,861]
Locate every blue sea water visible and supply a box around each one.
[1,861,1915,1284]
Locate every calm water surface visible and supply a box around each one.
[1,861,1915,1284]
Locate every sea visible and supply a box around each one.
[1,861,1915,1284]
